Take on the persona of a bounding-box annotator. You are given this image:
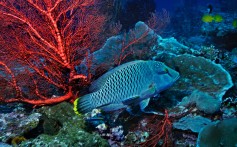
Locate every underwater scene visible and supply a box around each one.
[0,0,237,146]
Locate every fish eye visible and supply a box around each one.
[163,67,173,77]
[164,68,169,73]
[157,67,169,75]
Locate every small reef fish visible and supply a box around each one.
[207,4,213,14]
[233,19,237,28]
[202,14,223,23]
[74,60,179,115]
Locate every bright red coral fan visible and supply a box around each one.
[0,0,109,106]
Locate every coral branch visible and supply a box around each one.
[140,110,173,147]
[0,62,21,97]
[0,89,73,106]
[0,0,110,105]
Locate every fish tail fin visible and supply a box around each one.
[73,94,93,115]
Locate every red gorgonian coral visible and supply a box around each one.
[0,0,109,106]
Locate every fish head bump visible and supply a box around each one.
[149,61,180,91]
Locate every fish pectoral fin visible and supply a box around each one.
[98,103,127,112]
[140,98,159,114]
[140,83,156,98]
[139,98,150,111]
[126,106,133,115]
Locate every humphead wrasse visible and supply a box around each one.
[74,60,179,115]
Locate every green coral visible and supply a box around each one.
[19,102,109,147]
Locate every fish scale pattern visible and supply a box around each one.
[91,62,153,107]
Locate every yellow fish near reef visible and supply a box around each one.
[213,14,223,22]
[202,14,223,23]
[233,19,237,28]
[202,14,214,23]
[74,60,179,115]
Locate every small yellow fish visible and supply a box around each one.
[213,14,223,22]
[202,14,214,23]
[202,14,223,23]
[233,19,237,28]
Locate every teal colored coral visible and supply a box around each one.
[197,118,237,147]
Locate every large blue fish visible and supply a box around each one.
[74,60,179,114]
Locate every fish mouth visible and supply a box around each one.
[173,74,180,82]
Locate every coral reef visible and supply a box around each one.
[201,12,237,50]
[125,131,149,145]
[221,97,237,119]
[0,142,12,147]
[161,54,233,101]
[11,136,26,146]
[179,90,221,114]
[79,21,158,75]
[0,0,237,146]
[154,36,192,55]
[74,22,236,146]
[19,102,109,147]
[197,118,237,147]
[0,108,41,143]
[83,109,126,146]
[173,115,213,133]
[0,0,112,105]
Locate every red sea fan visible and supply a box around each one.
[0,0,109,106]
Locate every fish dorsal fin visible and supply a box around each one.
[89,60,145,92]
